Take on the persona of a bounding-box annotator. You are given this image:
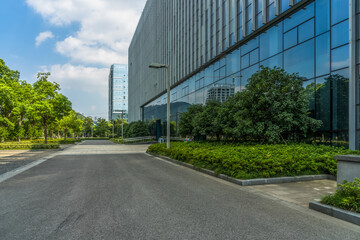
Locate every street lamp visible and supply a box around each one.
[149,63,170,149]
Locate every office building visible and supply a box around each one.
[108,64,128,121]
[129,0,359,149]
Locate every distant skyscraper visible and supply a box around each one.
[108,64,128,121]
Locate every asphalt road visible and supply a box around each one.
[0,140,359,240]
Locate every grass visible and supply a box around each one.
[147,142,360,179]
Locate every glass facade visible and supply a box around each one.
[130,0,359,149]
[108,64,128,121]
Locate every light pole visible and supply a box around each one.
[149,63,170,149]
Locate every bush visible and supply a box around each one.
[110,138,124,144]
[322,178,360,213]
[0,142,60,150]
[147,142,360,179]
[80,137,109,140]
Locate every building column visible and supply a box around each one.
[349,0,357,150]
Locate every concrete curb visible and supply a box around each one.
[147,152,335,186]
[309,201,360,226]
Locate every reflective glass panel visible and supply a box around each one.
[331,0,349,25]
[316,32,330,76]
[298,19,314,43]
[331,44,349,71]
[315,0,330,35]
[260,24,283,60]
[315,75,331,131]
[260,53,283,69]
[284,39,315,79]
[284,2,314,32]
[284,28,298,50]
[331,20,349,49]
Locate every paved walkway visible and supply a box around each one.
[0,140,339,210]
[1,140,358,240]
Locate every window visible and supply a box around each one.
[284,39,315,79]
[284,2,314,32]
[331,44,349,71]
[298,19,314,43]
[331,0,349,25]
[260,24,283,60]
[331,20,349,49]
[284,28,297,49]
[316,32,330,76]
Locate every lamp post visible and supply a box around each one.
[149,63,170,149]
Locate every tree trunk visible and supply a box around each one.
[44,124,48,144]
[1,137,4,143]
[64,129,67,141]
[17,119,23,142]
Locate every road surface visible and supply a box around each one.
[0,140,359,239]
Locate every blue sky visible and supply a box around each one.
[0,0,146,119]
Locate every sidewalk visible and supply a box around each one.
[248,179,337,207]
[0,144,73,175]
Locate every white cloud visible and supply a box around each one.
[26,0,146,66]
[35,31,54,46]
[47,64,109,97]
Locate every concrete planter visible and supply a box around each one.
[309,201,360,226]
[335,155,360,184]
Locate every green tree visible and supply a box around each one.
[178,104,203,137]
[94,118,111,137]
[193,101,223,140]
[234,67,322,143]
[83,117,94,137]
[126,121,149,138]
[31,72,61,144]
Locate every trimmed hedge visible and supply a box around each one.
[0,143,60,150]
[322,178,360,213]
[30,138,80,144]
[147,142,360,179]
[110,138,124,144]
[80,137,110,140]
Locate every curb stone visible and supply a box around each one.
[309,201,360,226]
[146,152,335,186]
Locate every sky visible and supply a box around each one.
[0,0,147,119]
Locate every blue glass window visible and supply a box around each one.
[331,0,349,25]
[226,49,241,76]
[298,19,314,43]
[284,28,297,49]
[284,39,315,79]
[284,2,314,32]
[315,0,330,35]
[260,24,283,60]
[242,37,259,54]
[315,75,331,131]
[267,3,275,21]
[241,53,250,69]
[281,0,290,13]
[331,44,349,71]
[260,53,283,69]
[331,20,349,49]
[250,49,259,65]
[316,32,331,77]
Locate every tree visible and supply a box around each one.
[126,121,150,138]
[31,72,61,144]
[83,117,94,137]
[234,67,322,143]
[178,104,203,137]
[193,101,223,140]
[94,118,111,137]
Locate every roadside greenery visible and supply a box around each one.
[322,178,360,213]
[0,142,60,150]
[178,67,322,143]
[147,142,360,179]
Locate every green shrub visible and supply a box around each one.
[322,178,360,213]
[80,137,109,140]
[147,142,360,179]
[110,138,124,144]
[0,142,60,150]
